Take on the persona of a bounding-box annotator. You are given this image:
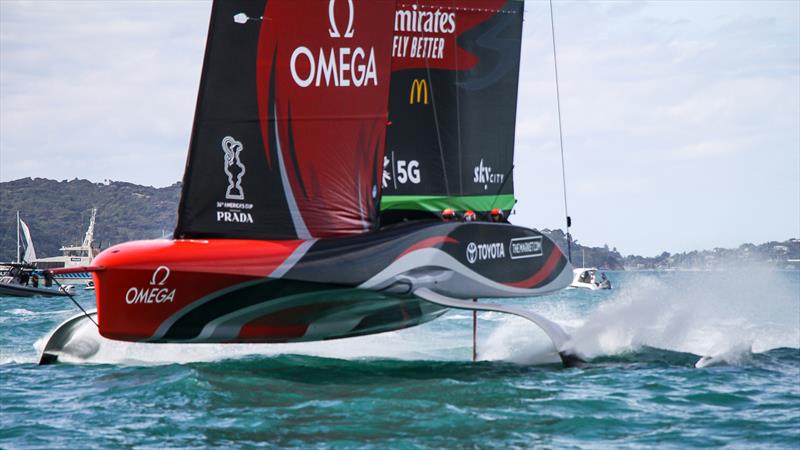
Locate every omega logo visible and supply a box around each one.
[126,266,176,305]
[290,0,377,88]
[328,0,355,38]
[150,266,170,286]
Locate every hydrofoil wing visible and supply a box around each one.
[413,288,583,367]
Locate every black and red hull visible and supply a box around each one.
[82,221,571,343]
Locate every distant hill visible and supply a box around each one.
[0,178,180,261]
[1,177,797,270]
[541,228,799,271]
[540,228,626,270]
[622,240,800,271]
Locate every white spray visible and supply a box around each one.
[482,267,800,366]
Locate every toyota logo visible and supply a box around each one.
[466,242,477,264]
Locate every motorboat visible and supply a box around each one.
[570,268,612,290]
[0,263,70,297]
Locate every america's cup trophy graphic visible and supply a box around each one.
[221,136,246,200]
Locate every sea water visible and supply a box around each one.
[1,270,798,449]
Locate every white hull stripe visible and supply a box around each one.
[148,239,316,342]
[273,103,311,239]
[189,290,327,342]
[359,247,571,297]
[189,291,401,343]
[147,278,266,342]
[269,239,317,279]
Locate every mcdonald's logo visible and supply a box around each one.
[409,79,428,105]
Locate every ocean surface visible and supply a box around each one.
[1,270,798,449]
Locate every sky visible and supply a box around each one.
[1,0,798,256]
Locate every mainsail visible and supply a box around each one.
[19,219,37,263]
[175,0,396,240]
[380,0,523,223]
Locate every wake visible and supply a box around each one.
[482,267,800,367]
[28,313,461,366]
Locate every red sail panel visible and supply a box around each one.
[391,0,508,71]
[256,0,396,238]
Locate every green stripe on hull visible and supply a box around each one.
[380,194,516,212]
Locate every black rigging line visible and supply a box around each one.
[416,0,450,197]
[549,0,572,263]
[452,0,463,195]
[52,276,98,328]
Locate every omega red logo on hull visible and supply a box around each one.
[125,266,177,305]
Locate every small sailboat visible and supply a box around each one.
[41,0,581,365]
[0,212,69,297]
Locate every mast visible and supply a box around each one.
[16,211,20,263]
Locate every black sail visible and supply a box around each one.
[176,0,287,239]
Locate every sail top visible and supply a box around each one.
[175,0,396,240]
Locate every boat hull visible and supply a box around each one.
[79,221,572,343]
[54,272,93,286]
[0,282,68,297]
[569,281,611,290]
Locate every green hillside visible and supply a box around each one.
[0,178,180,261]
[1,177,796,270]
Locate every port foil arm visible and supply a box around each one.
[413,288,583,367]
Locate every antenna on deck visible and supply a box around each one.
[549,0,572,263]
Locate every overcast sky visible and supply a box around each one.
[1,1,798,256]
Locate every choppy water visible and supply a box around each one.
[1,270,799,449]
